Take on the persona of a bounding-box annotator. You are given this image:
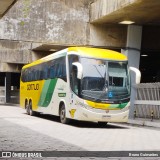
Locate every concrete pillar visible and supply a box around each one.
[121,25,142,119]
[5,73,11,103]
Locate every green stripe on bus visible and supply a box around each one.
[109,102,128,109]
[38,80,51,106]
[118,102,128,109]
[38,79,58,107]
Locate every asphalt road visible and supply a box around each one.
[0,104,160,160]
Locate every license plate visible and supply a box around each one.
[102,115,111,120]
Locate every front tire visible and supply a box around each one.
[98,122,108,127]
[60,104,70,124]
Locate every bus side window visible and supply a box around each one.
[69,55,79,72]
[61,57,66,78]
[22,57,67,82]
[48,60,55,79]
[70,66,78,94]
[54,63,58,77]
[68,55,79,94]
[36,64,43,80]
[42,64,48,79]
[58,65,62,77]
[39,70,43,80]
[62,63,66,78]
[21,70,26,82]
[31,69,36,81]
[28,69,31,82]
[37,70,41,80]
[58,57,67,81]
[34,67,39,81]
[48,65,54,79]
[25,70,28,82]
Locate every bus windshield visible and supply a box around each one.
[81,58,130,103]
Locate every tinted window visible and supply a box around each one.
[21,56,67,82]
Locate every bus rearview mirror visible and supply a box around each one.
[129,67,141,84]
[72,62,83,79]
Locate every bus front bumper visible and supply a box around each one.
[76,107,129,123]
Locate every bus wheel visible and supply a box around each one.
[98,122,108,127]
[60,104,70,124]
[26,103,30,115]
[29,101,36,116]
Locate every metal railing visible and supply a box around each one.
[0,86,19,104]
[134,83,160,120]
[0,86,5,104]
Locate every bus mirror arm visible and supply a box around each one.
[129,67,141,85]
[72,62,83,79]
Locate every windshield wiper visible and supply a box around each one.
[93,65,104,78]
[90,88,101,91]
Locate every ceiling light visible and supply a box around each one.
[141,54,148,57]
[119,21,135,25]
[49,49,57,51]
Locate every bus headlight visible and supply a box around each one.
[121,105,129,112]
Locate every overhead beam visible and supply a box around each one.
[91,0,160,25]
[0,0,17,19]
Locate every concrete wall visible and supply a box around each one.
[0,40,32,64]
[0,0,90,45]
[90,24,127,47]
[0,0,130,64]
[0,40,32,72]
[0,0,131,78]
[0,63,23,72]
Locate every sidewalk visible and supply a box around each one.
[0,103,19,107]
[128,118,160,128]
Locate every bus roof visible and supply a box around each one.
[68,47,127,61]
[22,47,127,69]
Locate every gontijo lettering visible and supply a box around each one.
[27,84,39,90]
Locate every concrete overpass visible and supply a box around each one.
[0,0,17,18]
[91,0,160,25]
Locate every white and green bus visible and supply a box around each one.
[20,47,140,125]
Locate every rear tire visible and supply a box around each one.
[60,104,70,124]
[29,101,36,116]
[26,103,30,115]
